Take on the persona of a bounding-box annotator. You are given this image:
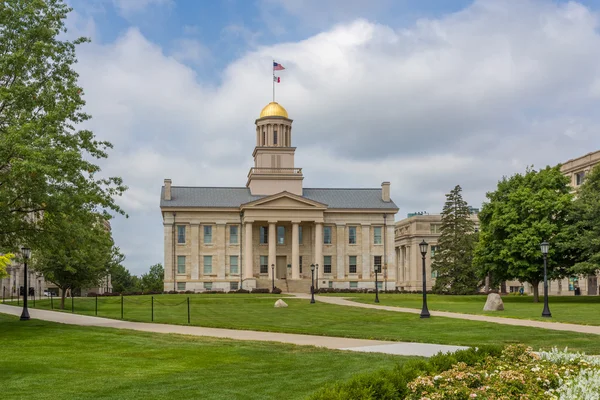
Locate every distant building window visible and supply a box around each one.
[262,131,266,145]
[177,282,186,291]
[177,256,186,274]
[299,256,303,274]
[230,225,238,244]
[273,131,278,145]
[230,256,239,275]
[298,226,303,244]
[277,226,285,244]
[349,256,357,274]
[376,281,382,289]
[431,245,439,258]
[204,226,212,244]
[328,281,333,288]
[323,256,332,274]
[260,227,268,244]
[374,256,382,273]
[260,256,269,274]
[324,226,332,244]
[177,225,186,244]
[373,227,382,244]
[203,256,212,275]
[509,286,521,293]
[350,281,358,289]
[431,270,438,279]
[568,277,579,291]
[349,226,357,244]
[430,224,441,234]
[204,282,212,290]
[576,171,585,186]
[230,282,239,291]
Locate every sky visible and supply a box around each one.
[64,0,600,276]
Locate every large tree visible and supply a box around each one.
[473,166,573,302]
[560,164,600,277]
[0,0,126,251]
[432,185,480,294]
[140,263,164,293]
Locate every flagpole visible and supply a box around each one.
[272,59,275,102]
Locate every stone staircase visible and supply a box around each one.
[255,278,312,293]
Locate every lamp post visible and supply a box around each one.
[310,264,315,304]
[540,241,552,318]
[271,264,275,291]
[315,264,319,291]
[374,265,380,303]
[20,247,31,321]
[419,240,430,318]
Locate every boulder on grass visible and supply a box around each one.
[274,299,288,308]
[483,293,504,311]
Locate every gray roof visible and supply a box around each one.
[160,187,398,210]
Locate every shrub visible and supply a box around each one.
[251,288,270,294]
[235,289,250,294]
[271,287,282,294]
[87,292,97,297]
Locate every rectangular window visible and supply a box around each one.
[177,282,186,291]
[204,225,212,244]
[230,256,239,275]
[298,226,303,244]
[177,225,186,244]
[260,226,268,244]
[349,226,357,244]
[299,256,303,274]
[277,226,285,244]
[431,245,439,258]
[273,131,278,145]
[328,281,333,288]
[376,281,382,290]
[262,131,265,145]
[177,256,186,274]
[203,256,212,275]
[324,226,332,244]
[230,225,238,244]
[373,227,382,245]
[350,281,358,289]
[260,255,269,274]
[431,270,438,279]
[374,256,382,273]
[203,282,212,290]
[230,282,239,291]
[430,224,441,234]
[349,256,357,274]
[576,171,585,186]
[323,256,332,274]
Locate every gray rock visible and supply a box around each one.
[483,293,504,311]
[274,299,288,308]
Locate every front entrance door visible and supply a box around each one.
[276,256,287,279]
[588,275,598,296]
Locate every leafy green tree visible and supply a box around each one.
[431,185,480,294]
[110,264,136,294]
[140,264,164,293]
[561,164,600,276]
[32,212,114,309]
[0,0,126,252]
[0,253,14,278]
[473,166,573,302]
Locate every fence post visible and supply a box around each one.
[151,296,154,322]
[95,294,98,316]
[121,294,123,319]
[33,292,35,308]
[50,293,53,310]
[71,295,74,313]
[187,297,190,324]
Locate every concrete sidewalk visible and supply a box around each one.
[292,294,600,335]
[0,304,466,357]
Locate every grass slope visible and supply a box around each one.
[0,313,409,400]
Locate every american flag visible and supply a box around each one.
[273,61,285,71]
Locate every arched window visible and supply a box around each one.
[273,130,278,145]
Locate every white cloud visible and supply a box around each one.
[111,0,172,16]
[71,0,600,274]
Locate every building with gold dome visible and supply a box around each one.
[160,102,398,292]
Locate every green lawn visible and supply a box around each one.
[0,313,410,400]
[14,294,600,354]
[323,293,600,325]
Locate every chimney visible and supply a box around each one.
[164,179,172,201]
[381,181,390,202]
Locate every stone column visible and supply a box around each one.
[191,224,199,280]
[386,225,396,282]
[216,222,226,279]
[361,223,370,279]
[244,221,254,279]
[291,222,300,279]
[336,223,345,279]
[315,223,323,278]
[268,222,276,280]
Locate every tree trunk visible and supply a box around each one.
[531,281,540,303]
[60,292,66,309]
[484,273,490,293]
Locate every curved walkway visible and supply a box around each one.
[0,304,466,357]
[291,294,600,335]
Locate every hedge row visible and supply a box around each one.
[308,345,503,400]
[87,287,283,297]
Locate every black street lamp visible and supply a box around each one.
[419,240,430,318]
[20,247,31,321]
[271,264,275,291]
[310,264,315,304]
[315,264,319,291]
[540,241,552,318]
[374,265,380,303]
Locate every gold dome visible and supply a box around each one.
[259,102,288,119]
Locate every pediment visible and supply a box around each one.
[242,191,327,210]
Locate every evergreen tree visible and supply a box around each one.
[432,185,480,294]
